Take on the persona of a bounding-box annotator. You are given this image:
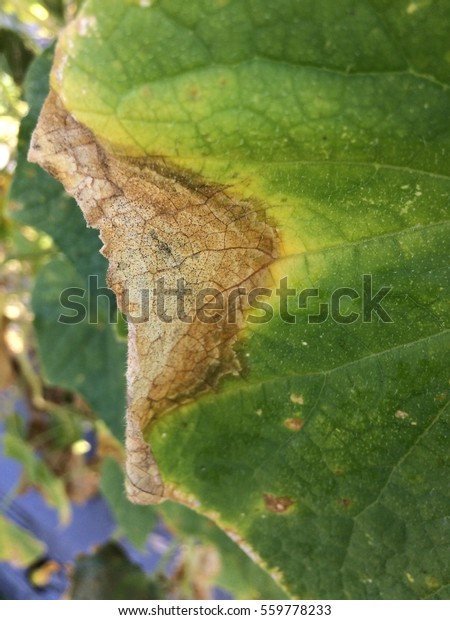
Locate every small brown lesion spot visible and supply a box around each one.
[263,494,294,514]
[425,575,441,590]
[189,87,199,100]
[283,417,303,432]
[290,393,304,405]
[434,393,447,402]
[340,498,352,508]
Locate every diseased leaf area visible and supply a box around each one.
[152,336,449,598]
[5,44,285,601]
[6,0,450,601]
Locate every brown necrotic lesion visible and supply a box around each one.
[29,90,279,504]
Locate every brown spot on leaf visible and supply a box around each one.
[189,87,199,100]
[263,494,294,514]
[289,393,304,405]
[283,417,303,432]
[340,498,352,508]
[28,91,278,505]
[434,392,447,403]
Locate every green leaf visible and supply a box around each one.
[3,429,71,524]
[0,514,45,567]
[32,256,126,439]
[28,0,450,599]
[152,337,449,599]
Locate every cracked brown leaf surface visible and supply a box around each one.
[29,91,277,503]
